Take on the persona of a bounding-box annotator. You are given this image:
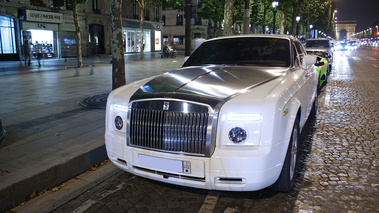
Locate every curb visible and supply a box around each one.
[0,144,108,212]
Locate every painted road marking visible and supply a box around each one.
[72,181,127,213]
[199,191,221,213]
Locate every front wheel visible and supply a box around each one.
[270,117,300,192]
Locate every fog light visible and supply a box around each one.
[115,116,123,130]
[228,127,247,143]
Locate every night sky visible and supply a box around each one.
[334,0,379,32]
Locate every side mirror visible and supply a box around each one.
[302,55,317,68]
[184,56,190,63]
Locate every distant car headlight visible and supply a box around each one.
[115,116,123,130]
[226,113,261,121]
[228,127,247,143]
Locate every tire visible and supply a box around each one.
[317,77,321,94]
[310,96,317,118]
[328,64,332,75]
[270,117,300,192]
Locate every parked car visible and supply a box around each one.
[105,35,319,192]
[305,39,333,71]
[307,51,329,92]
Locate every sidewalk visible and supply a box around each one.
[0,53,185,212]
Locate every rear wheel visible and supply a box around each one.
[317,77,321,94]
[270,117,300,192]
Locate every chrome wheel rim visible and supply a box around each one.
[290,127,298,181]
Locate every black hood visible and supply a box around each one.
[130,65,286,107]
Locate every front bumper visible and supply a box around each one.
[105,132,288,191]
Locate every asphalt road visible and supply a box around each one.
[10,46,379,213]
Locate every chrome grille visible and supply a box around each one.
[129,101,210,155]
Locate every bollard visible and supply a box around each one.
[74,67,80,77]
[89,64,94,75]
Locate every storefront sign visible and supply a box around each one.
[22,21,58,31]
[26,9,63,24]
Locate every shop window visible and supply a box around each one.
[123,29,151,53]
[173,36,184,45]
[89,24,105,55]
[0,16,16,54]
[63,31,77,57]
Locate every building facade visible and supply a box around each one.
[0,0,163,61]
[161,8,223,51]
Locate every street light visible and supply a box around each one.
[296,16,300,37]
[272,1,279,34]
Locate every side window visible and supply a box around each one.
[295,41,306,56]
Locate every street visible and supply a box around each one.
[7,46,379,213]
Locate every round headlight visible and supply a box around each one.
[115,116,123,130]
[228,127,247,143]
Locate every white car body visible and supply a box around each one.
[105,35,318,192]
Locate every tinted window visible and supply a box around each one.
[183,37,290,67]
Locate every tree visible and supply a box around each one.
[197,0,224,37]
[69,0,89,68]
[233,0,245,32]
[110,0,126,90]
[224,0,235,36]
[161,0,182,9]
[137,0,147,61]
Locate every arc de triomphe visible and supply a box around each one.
[336,20,357,40]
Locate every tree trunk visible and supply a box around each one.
[279,11,285,34]
[223,0,234,36]
[291,1,298,36]
[138,0,145,61]
[243,0,250,34]
[110,0,126,90]
[213,21,217,38]
[73,0,83,68]
[262,0,267,34]
[185,0,192,56]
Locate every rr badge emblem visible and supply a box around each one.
[163,101,170,111]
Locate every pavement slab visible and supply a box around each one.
[0,53,184,212]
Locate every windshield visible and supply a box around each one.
[306,40,330,48]
[183,37,290,67]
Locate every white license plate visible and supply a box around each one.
[138,154,191,174]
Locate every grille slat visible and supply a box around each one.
[129,105,209,155]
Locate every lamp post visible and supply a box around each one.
[272,1,279,34]
[296,16,301,37]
